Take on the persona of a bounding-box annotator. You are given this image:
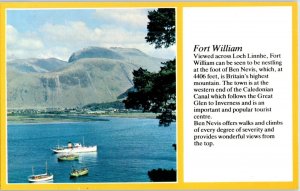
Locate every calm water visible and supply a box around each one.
[8,117,176,183]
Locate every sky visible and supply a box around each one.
[6,9,176,61]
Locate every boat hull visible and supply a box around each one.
[57,154,79,161]
[58,157,79,161]
[52,146,97,153]
[70,168,89,178]
[28,173,54,183]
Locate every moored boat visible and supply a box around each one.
[70,167,89,178]
[57,154,79,161]
[52,138,97,153]
[28,173,54,183]
[28,161,53,183]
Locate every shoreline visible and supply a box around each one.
[7,112,158,124]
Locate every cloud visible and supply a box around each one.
[40,21,145,46]
[6,9,175,61]
[38,21,152,59]
[6,25,44,60]
[38,47,71,60]
[40,21,102,45]
[18,38,44,50]
[94,9,150,29]
[6,25,18,45]
[7,25,43,50]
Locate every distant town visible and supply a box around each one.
[8,107,141,116]
[7,101,157,123]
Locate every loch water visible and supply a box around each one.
[8,117,176,183]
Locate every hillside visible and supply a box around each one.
[7,58,71,73]
[7,47,165,109]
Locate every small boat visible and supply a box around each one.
[28,161,53,183]
[57,154,79,161]
[52,138,97,153]
[70,167,89,178]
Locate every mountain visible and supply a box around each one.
[7,58,71,73]
[7,47,166,109]
[68,47,123,62]
[68,46,164,71]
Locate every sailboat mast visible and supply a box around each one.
[45,161,48,174]
[83,136,84,146]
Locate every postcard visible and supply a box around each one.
[0,1,298,190]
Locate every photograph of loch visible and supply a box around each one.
[6,8,176,183]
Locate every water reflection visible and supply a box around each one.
[8,118,176,183]
[78,152,98,163]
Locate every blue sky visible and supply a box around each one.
[8,10,98,32]
[7,9,175,61]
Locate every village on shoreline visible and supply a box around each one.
[7,107,158,123]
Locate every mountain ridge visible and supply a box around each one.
[7,47,165,109]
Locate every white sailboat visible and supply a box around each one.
[28,161,53,183]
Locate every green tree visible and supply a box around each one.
[128,7,177,182]
[145,9,176,48]
[124,8,176,126]
[148,168,176,182]
[124,59,175,126]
